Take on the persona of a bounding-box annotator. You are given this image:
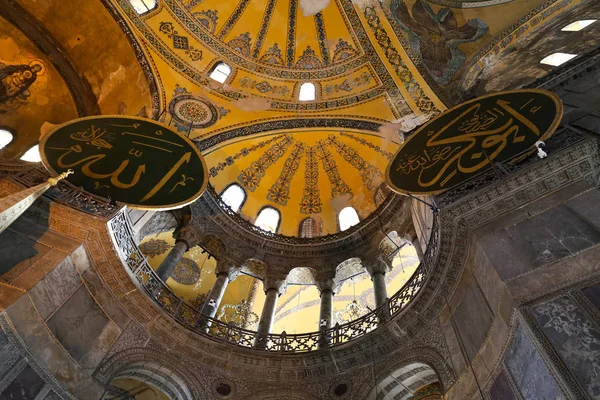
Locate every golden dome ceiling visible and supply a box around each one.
[107,0,587,236]
[1,0,590,235]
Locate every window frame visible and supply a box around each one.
[337,206,360,232]
[298,82,316,102]
[129,0,158,15]
[19,143,41,163]
[298,216,322,238]
[254,205,282,234]
[208,61,233,84]
[0,126,16,151]
[219,183,247,213]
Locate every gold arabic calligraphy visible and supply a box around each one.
[47,121,193,201]
[396,98,543,189]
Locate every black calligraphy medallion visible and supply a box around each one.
[40,116,208,209]
[386,89,563,195]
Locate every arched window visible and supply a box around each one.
[20,144,41,162]
[209,62,232,83]
[338,207,359,231]
[299,217,321,238]
[298,82,316,101]
[220,184,246,212]
[254,207,280,233]
[129,0,157,14]
[0,129,14,150]
[540,52,577,67]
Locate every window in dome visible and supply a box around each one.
[299,217,321,238]
[338,207,359,231]
[255,207,280,233]
[209,62,232,83]
[561,20,596,31]
[298,82,316,101]
[220,184,246,212]
[129,0,156,14]
[20,144,41,163]
[540,52,578,66]
[0,129,14,150]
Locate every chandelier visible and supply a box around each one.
[217,300,260,329]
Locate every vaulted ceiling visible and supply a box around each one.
[2,0,597,235]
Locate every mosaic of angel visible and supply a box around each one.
[391,0,488,85]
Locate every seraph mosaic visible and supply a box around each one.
[390,0,488,85]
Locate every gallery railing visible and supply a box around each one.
[108,209,440,353]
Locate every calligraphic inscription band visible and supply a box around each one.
[40,116,208,210]
[386,89,563,195]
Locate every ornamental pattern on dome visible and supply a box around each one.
[238,136,294,192]
[139,239,171,258]
[267,142,305,206]
[300,147,322,214]
[172,257,202,285]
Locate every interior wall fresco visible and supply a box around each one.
[465,0,600,96]
[0,16,77,159]
[380,0,581,104]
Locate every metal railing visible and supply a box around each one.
[108,210,440,353]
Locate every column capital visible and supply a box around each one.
[314,272,339,295]
[215,259,240,281]
[364,258,390,277]
[263,277,286,295]
[175,225,200,249]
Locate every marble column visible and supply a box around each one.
[155,240,188,281]
[317,284,335,349]
[366,259,390,311]
[155,226,199,282]
[411,235,425,266]
[201,262,239,319]
[255,278,285,348]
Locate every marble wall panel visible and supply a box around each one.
[489,371,517,400]
[0,230,50,278]
[43,391,62,400]
[478,231,533,281]
[28,256,80,321]
[453,280,494,360]
[566,189,600,232]
[582,284,600,311]
[46,285,109,361]
[0,365,45,400]
[508,206,600,269]
[531,296,600,399]
[505,323,564,400]
[0,330,21,382]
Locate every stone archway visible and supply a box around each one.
[93,347,204,400]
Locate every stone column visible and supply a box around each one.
[316,277,337,349]
[255,278,285,348]
[200,261,239,319]
[155,227,199,282]
[410,234,425,264]
[365,259,390,310]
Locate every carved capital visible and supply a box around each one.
[364,258,390,277]
[215,259,240,281]
[175,225,200,249]
[263,277,286,295]
[314,270,339,294]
